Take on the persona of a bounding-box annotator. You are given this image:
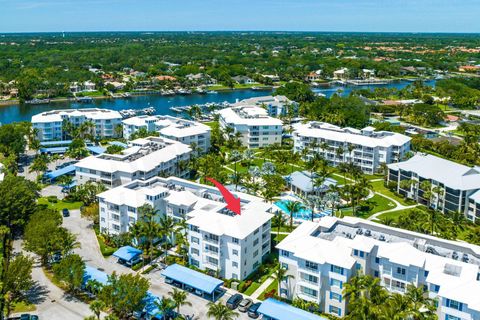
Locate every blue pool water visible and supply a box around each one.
[274,200,332,220]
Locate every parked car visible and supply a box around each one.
[226,293,243,309]
[20,315,39,320]
[238,298,253,312]
[247,302,262,318]
[165,277,174,285]
[62,208,70,217]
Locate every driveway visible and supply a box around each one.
[11,240,96,320]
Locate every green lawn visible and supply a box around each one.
[341,194,396,219]
[258,279,278,301]
[370,180,413,206]
[244,281,261,296]
[12,301,36,313]
[37,197,83,211]
[272,233,288,246]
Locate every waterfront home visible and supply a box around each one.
[333,68,349,81]
[278,216,480,319]
[97,176,273,280]
[232,75,255,85]
[232,95,298,117]
[32,108,122,142]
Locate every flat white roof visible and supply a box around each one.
[218,106,283,126]
[123,115,211,138]
[32,108,122,123]
[76,137,191,174]
[388,154,480,190]
[98,176,273,239]
[293,122,411,148]
[277,216,480,310]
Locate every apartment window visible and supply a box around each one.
[232,273,239,280]
[232,237,239,244]
[280,250,290,257]
[305,260,318,271]
[129,217,136,224]
[232,262,238,268]
[300,273,318,284]
[191,236,199,244]
[254,228,260,235]
[360,251,365,258]
[190,259,199,267]
[253,250,259,258]
[232,249,239,256]
[375,257,380,264]
[191,248,199,255]
[330,292,342,302]
[253,261,259,269]
[300,286,317,298]
[445,315,461,320]
[392,280,406,291]
[396,267,406,275]
[431,284,440,293]
[113,224,120,231]
[329,306,341,316]
[446,299,462,311]
[330,264,344,275]
[127,206,136,212]
[207,256,218,266]
[330,279,342,288]
[424,270,429,277]
[281,263,289,270]
[374,271,379,277]
[253,239,259,246]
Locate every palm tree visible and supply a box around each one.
[284,200,305,231]
[206,302,239,320]
[155,296,175,319]
[272,211,287,236]
[230,150,242,191]
[420,180,433,207]
[272,263,293,298]
[89,299,105,320]
[169,288,192,315]
[404,284,436,320]
[136,204,161,262]
[159,215,175,262]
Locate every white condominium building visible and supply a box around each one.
[75,136,191,188]
[218,105,283,148]
[122,115,211,153]
[32,108,122,141]
[388,154,480,222]
[292,122,411,174]
[232,95,298,117]
[278,216,480,319]
[97,176,273,280]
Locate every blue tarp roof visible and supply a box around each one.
[258,298,328,320]
[83,265,109,286]
[40,140,73,146]
[44,165,76,180]
[161,264,223,294]
[40,146,68,154]
[87,146,105,155]
[110,141,128,148]
[113,246,143,262]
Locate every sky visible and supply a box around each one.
[0,0,479,33]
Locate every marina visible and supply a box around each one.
[0,79,436,124]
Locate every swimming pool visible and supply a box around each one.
[274,200,332,220]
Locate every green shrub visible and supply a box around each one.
[131,262,144,271]
[47,196,58,203]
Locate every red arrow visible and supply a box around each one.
[206,177,241,215]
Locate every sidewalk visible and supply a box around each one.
[249,275,276,299]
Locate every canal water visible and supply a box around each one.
[0,80,436,124]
